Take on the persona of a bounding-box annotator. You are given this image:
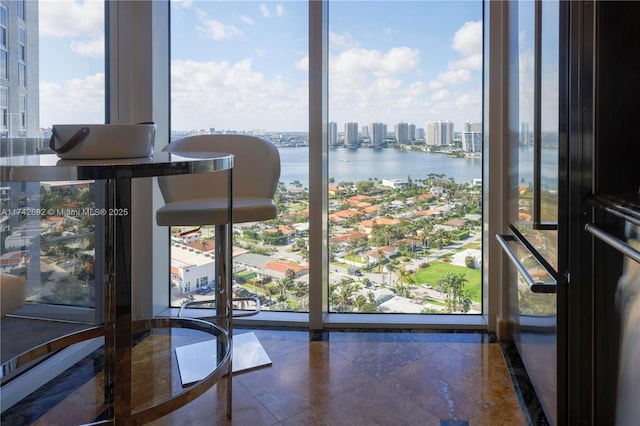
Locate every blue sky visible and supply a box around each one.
[38,1,483,132]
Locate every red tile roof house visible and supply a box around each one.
[263,260,309,280]
[359,217,401,234]
[328,209,360,224]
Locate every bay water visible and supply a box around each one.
[277,146,556,189]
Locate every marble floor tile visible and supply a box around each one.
[2,329,538,425]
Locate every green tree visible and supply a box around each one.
[465,255,476,269]
[330,279,355,312]
[293,280,307,302]
[266,284,279,304]
[438,272,472,313]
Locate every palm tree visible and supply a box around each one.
[385,262,397,287]
[293,280,307,302]
[331,280,355,312]
[275,276,294,299]
[353,294,371,312]
[266,284,279,305]
[376,249,388,273]
[438,272,472,313]
[284,268,296,283]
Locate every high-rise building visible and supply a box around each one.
[369,122,387,148]
[0,1,40,156]
[394,122,409,144]
[426,120,454,146]
[328,121,338,146]
[408,123,416,142]
[361,125,369,139]
[0,0,41,280]
[520,121,531,146]
[344,122,359,148]
[463,121,482,153]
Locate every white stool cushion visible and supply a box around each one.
[156,196,277,226]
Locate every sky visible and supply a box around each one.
[38,0,484,133]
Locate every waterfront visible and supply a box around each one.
[277,146,558,189]
[278,146,482,188]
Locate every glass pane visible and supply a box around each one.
[328,1,483,314]
[516,0,535,231]
[515,0,558,270]
[537,0,560,266]
[1,1,105,317]
[170,1,309,311]
[1,3,106,420]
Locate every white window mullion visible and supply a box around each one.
[308,0,329,333]
[107,0,170,319]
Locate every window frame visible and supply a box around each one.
[17,93,24,130]
[0,4,7,81]
[153,0,509,336]
[1,85,7,130]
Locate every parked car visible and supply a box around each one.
[348,267,363,276]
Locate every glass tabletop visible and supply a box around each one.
[0,151,234,182]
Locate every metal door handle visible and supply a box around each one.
[584,223,640,264]
[496,233,558,293]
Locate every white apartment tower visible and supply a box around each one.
[0,0,40,156]
[394,122,409,144]
[328,121,338,146]
[520,121,531,146]
[463,121,483,153]
[426,120,454,146]
[408,123,416,142]
[344,122,359,148]
[369,122,387,148]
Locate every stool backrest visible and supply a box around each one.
[158,135,281,203]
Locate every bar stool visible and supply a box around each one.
[156,134,280,373]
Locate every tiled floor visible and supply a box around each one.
[3,328,538,425]
[154,329,534,425]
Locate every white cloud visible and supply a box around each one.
[40,74,106,127]
[198,20,243,40]
[438,69,472,85]
[331,47,420,78]
[426,20,482,93]
[240,15,255,25]
[70,35,104,58]
[449,54,482,71]
[295,56,309,72]
[454,87,482,109]
[172,0,193,9]
[329,31,359,50]
[408,81,427,96]
[171,58,307,130]
[39,0,104,38]
[452,21,482,58]
[432,89,450,101]
[260,3,285,18]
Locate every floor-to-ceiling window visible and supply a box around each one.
[167,0,486,321]
[0,0,105,322]
[168,0,485,320]
[326,1,483,315]
[169,1,310,312]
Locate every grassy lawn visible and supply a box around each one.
[412,261,482,302]
[460,241,482,250]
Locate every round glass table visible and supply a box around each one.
[0,151,234,424]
